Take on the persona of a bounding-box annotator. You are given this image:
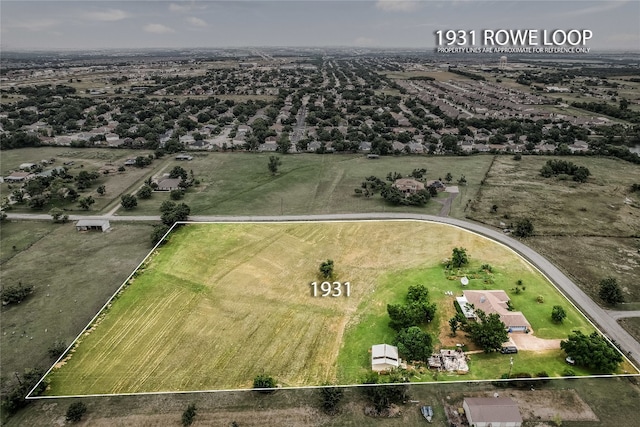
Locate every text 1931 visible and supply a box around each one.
[310,281,350,297]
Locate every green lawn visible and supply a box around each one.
[337,259,597,385]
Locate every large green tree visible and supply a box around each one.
[387,284,436,331]
[599,277,624,306]
[160,201,191,225]
[462,309,509,353]
[394,326,433,362]
[560,331,623,373]
[120,194,138,210]
[513,218,534,238]
[551,305,567,323]
[450,247,469,268]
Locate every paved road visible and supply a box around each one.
[6,211,639,368]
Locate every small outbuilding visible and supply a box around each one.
[371,344,400,372]
[175,154,193,161]
[463,397,523,427]
[19,163,37,171]
[75,219,110,232]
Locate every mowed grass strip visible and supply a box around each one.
[44,221,601,395]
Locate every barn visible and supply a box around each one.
[371,344,400,372]
[463,397,523,427]
[75,219,111,232]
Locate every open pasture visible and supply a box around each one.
[131,153,491,217]
[42,220,607,396]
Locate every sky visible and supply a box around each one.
[1,0,638,51]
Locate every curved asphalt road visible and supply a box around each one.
[6,211,640,369]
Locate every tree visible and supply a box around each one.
[513,218,534,237]
[78,196,95,210]
[170,189,184,200]
[361,370,408,414]
[445,172,453,183]
[462,309,509,353]
[449,312,466,335]
[65,401,87,422]
[560,331,623,373]
[387,285,436,331]
[49,207,67,223]
[160,202,191,225]
[137,185,153,199]
[1,367,46,415]
[598,277,624,306]
[134,155,152,168]
[1,283,34,305]
[75,170,99,189]
[394,326,433,362]
[181,403,197,426]
[450,247,468,268]
[253,373,276,391]
[407,284,429,303]
[551,305,567,323]
[96,185,106,195]
[320,385,344,415]
[47,340,67,359]
[28,195,48,210]
[276,132,292,154]
[151,224,171,245]
[169,166,188,180]
[120,194,138,210]
[319,259,334,279]
[268,155,281,175]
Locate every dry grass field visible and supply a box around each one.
[466,155,640,306]
[43,220,599,396]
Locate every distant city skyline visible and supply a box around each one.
[1,0,638,51]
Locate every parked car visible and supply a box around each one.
[500,346,518,354]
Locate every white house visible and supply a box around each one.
[371,344,400,372]
[463,397,523,427]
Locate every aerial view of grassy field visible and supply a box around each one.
[466,155,640,308]
[130,153,491,217]
[41,220,610,396]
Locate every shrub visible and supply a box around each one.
[170,189,184,200]
[1,283,34,305]
[65,402,87,422]
[181,403,197,426]
[253,374,276,392]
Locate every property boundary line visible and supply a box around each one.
[26,215,640,400]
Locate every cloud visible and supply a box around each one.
[186,17,207,27]
[144,24,175,34]
[606,33,640,43]
[11,19,59,32]
[169,2,207,13]
[82,9,131,22]
[375,0,421,12]
[558,0,629,17]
